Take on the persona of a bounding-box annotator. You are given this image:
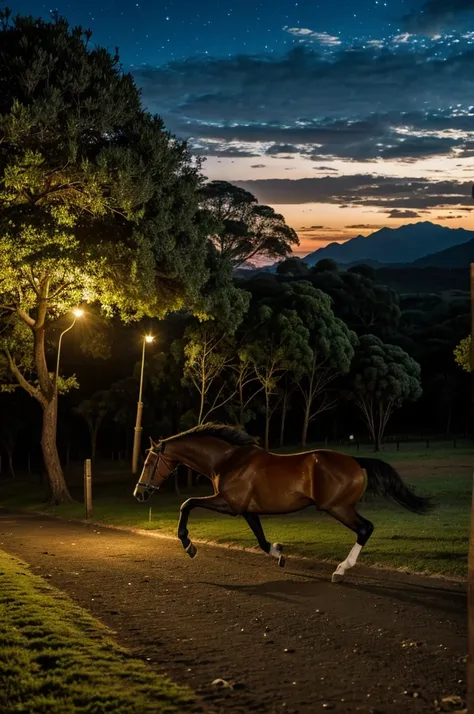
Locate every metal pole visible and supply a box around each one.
[55,315,77,396]
[84,459,92,519]
[132,339,147,474]
[468,263,474,713]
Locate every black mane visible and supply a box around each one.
[162,422,259,448]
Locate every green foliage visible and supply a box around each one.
[241,302,311,446]
[282,281,357,442]
[309,265,401,337]
[0,13,211,326]
[200,180,299,267]
[350,335,422,449]
[0,11,233,498]
[454,335,471,373]
[276,257,309,276]
[192,243,250,331]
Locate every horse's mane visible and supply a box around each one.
[161,422,259,448]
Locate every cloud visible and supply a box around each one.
[250,164,266,168]
[265,144,301,155]
[232,175,473,210]
[133,44,474,166]
[313,165,338,172]
[135,45,474,124]
[192,141,259,157]
[345,224,386,229]
[284,28,342,46]
[402,0,474,35]
[436,214,465,218]
[384,209,423,218]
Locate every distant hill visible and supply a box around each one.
[411,236,474,268]
[302,222,474,266]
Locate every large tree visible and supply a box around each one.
[241,304,311,448]
[284,282,357,446]
[200,180,299,267]
[349,335,422,450]
[0,12,215,502]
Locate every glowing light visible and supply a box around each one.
[145,335,154,343]
[72,308,84,318]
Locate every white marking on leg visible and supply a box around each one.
[269,542,282,559]
[331,543,363,583]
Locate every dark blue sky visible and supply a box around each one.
[10,0,474,250]
[12,1,416,66]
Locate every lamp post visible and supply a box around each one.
[55,308,84,396]
[132,335,154,474]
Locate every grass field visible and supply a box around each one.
[1,442,472,580]
[0,550,200,714]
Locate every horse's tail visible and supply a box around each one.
[354,456,435,515]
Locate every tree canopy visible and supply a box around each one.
[200,180,299,268]
[0,11,238,501]
[349,334,422,450]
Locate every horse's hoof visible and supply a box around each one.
[185,542,197,558]
[331,572,344,583]
[278,555,286,568]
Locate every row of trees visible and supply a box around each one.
[176,279,421,452]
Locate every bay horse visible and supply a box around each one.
[133,423,434,582]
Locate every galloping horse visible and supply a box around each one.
[133,423,434,582]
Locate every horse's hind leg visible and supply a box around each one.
[243,514,285,567]
[326,505,374,583]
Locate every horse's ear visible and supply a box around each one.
[149,437,158,448]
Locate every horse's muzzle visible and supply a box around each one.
[133,485,150,503]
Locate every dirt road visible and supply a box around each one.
[0,509,467,713]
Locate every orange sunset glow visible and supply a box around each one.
[203,153,474,256]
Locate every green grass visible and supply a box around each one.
[1,442,472,580]
[0,550,200,714]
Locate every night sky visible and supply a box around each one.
[10,0,474,254]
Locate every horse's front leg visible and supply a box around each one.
[178,494,236,558]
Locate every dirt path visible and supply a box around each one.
[0,509,467,714]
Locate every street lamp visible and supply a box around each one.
[132,334,154,474]
[55,308,84,394]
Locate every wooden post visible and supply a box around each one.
[468,263,474,712]
[84,459,92,519]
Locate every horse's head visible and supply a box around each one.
[133,438,178,503]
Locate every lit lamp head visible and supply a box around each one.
[73,308,84,318]
[145,335,154,344]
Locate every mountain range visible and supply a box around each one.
[302,222,474,267]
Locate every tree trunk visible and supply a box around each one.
[279,388,289,448]
[91,427,98,463]
[41,398,72,504]
[265,389,270,450]
[301,399,311,447]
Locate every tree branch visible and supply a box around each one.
[4,348,47,407]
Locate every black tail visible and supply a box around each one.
[354,457,435,515]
